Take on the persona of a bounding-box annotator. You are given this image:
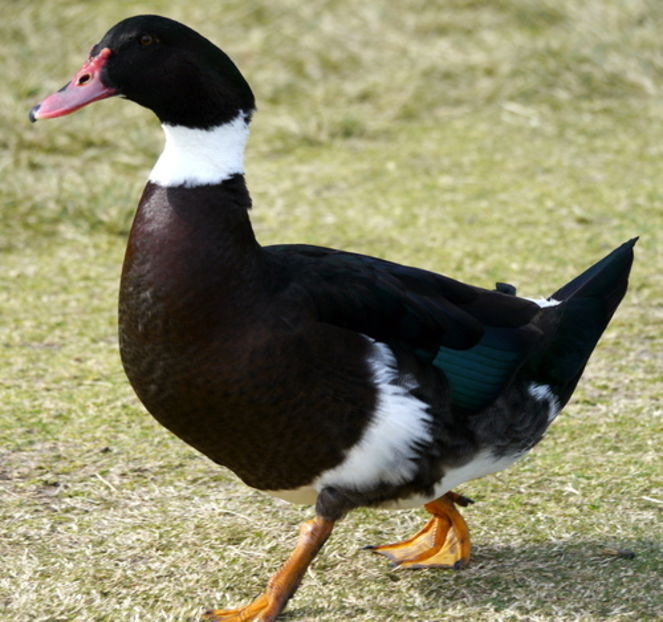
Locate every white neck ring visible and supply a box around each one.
[149,112,250,188]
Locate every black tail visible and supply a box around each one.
[534,238,637,407]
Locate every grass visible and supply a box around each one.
[1,0,662,620]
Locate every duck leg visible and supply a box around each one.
[367,491,472,569]
[202,515,334,622]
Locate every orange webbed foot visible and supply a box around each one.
[202,594,273,622]
[202,516,334,622]
[367,491,472,569]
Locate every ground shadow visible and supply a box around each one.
[283,537,660,620]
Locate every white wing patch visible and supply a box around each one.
[525,296,561,308]
[149,112,249,187]
[528,382,561,422]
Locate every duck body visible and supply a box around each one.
[31,14,636,621]
[118,165,629,515]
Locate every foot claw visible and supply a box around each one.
[446,491,475,506]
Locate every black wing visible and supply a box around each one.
[265,244,543,411]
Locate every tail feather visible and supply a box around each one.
[552,237,637,308]
[534,238,637,407]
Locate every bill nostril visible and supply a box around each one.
[77,73,91,86]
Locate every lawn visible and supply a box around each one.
[1,1,661,621]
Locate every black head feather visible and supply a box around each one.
[94,15,255,128]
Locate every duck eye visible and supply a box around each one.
[139,33,157,46]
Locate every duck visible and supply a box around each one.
[30,15,636,622]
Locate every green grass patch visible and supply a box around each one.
[2,1,661,621]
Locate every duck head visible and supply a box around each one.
[29,14,255,129]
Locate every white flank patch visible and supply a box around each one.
[265,340,433,505]
[381,449,521,509]
[525,296,562,308]
[268,448,524,510]
[528,382,561,422]
[149,112,249,187]
[314,341,434,490]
